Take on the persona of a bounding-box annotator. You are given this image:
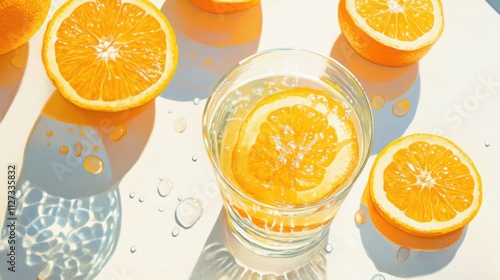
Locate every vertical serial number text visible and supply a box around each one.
[6,165,17,272]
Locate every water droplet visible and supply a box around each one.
[172,227,180,237]
[109,124,127,141]
[157,180,173,197]
[15,190,22,199]
[371,274,385,280]
[178,196,183,201]
[93,146,99,152]
[371,95,384,110]
[59,145,69,155]
[159,207,165,212]
[192,156,198,162]
[354,209,366,224]
[11,55,25,69]
[193,98,200,105]
[159,176,164,181]
[45,130,53,137]
[485,140,491,147]
[74,142,83,157]
[325,243,333,253]
[79,130,86,136]
[138,197,145,203]
[83,155,104,174]
[168,109,173,114]
[173,118,187,133]
[175,198,204,229]
[130,246,137,253]
[37,262,54,280]
[392,98,411,117]
[129,192,135,199]
[68,127,73,133]
[46,141,51,147]
[397,247,411,263]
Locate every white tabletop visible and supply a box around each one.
[1,0,499,279]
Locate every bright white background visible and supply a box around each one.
[0,0,499,279]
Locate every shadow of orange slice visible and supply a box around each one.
[160,0,262,101]
[331,34,421,155]
[0,43,29,122]
[361,185,464,251]
[331,34,418,102]
[164,0,262,47]
[22,90,155,198]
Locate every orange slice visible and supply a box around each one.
[42,0,178,112]
[338,0,444,67]
[231,87,359,206]
[369,134,482,236]
[189,0,260,14]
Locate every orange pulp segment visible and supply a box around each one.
[369,134,482,236]
[231,87,359,206]
[338,0,444,66]
[42,0,178,112]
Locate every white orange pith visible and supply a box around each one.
[369,134,482,236]
[42,0,178,112]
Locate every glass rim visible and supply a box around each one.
[202,47,374,212]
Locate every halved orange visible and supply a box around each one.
[338,0,444,67]
[231,87,359,206]
[42,0,178,112]
[0,0,51,54]
[189,0,260,14]
[369,134,482,236]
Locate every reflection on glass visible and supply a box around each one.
[190,211,328,280]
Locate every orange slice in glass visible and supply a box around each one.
[369,134,482,236]
[232,87,359,206]
[42,0,178,112]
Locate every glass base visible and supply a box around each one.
[225,207,330,258]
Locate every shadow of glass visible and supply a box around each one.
[0,181,121,280]
[356,186,465,277]
[189,210,328,280]
[160,0,262,101]
[330,34,421,154]
[486,0,500,14]
[0,91,155,279]
[0,43,29,123]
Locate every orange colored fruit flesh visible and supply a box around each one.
[0,0,50,54]
[338,0,435,67]
[363,186,464,251]
[369,134,482,237]
[229,87,358,207]
[384,141,475,223]
[54,2,167,102]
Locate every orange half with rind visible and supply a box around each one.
[369,134,482,236]
[42,0,178,112]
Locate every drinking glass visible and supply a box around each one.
[202,49,374,256]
